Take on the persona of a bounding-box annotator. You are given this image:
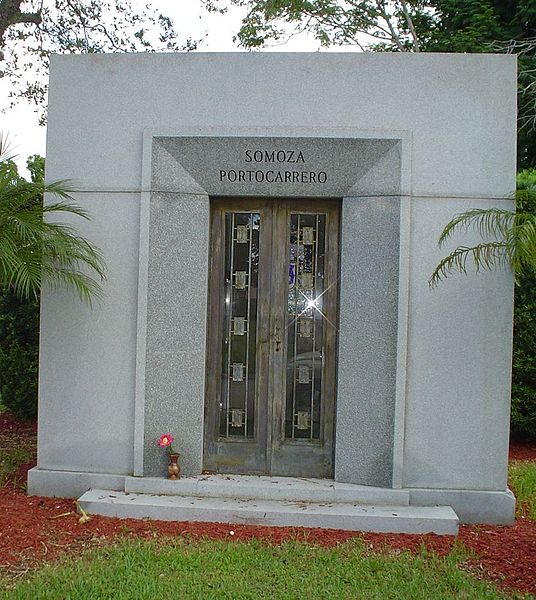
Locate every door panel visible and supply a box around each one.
[204,198,339,477]
[268,200,339,478]
[203,199,273,474]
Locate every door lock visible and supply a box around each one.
[274,324,282,352]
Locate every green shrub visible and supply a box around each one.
[0,292,39,420]
[512,295,536,438]
[511,170,536,440]
[511,273,536,439]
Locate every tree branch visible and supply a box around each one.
[0,0,42,49]
[375,0,405,51]
[398,0,419,51]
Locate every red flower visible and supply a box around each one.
[158,434,173,448]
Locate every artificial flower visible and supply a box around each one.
[157,433,176,455]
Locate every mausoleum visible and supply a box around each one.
[28,52,517,533]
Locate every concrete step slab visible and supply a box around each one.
[125,475,410,506]
[78,490,459,535]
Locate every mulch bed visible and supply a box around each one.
[0,412,37,436]
[510,438,536,461]
[1,413,535,595]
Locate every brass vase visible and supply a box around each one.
[167,453,181,479]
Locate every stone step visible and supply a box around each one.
[78,490,459,535]
[125,475,410,506]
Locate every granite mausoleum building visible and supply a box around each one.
[28,53,517,533]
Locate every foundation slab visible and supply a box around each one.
[78,489,458,534]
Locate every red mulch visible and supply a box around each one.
[1,413,535,596]
[0,412,36,436]
[510,439,536,461]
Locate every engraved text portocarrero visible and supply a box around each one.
[219,149,328,184]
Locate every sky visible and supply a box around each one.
[1,0,343,176]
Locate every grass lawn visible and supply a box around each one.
[0,440,34,486]
[0,537,531,600]
[0,414,534,599]
[509,460,536,520]
[0,425,35,487]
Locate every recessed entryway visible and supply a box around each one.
[203,198,340,477]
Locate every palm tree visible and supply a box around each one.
[0,136,105,304]
[429,172,536,286]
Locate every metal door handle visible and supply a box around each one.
[274,323,282,352]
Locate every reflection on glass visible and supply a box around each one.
[219,212,260,439]
[285,213,326,440]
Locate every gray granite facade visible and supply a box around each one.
[336,196,401,487]
[30,53,517,524]
[143,192,209,477]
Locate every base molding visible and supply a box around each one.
[27,467,126,498]
[27,468,516,526]
[408,488,515,525]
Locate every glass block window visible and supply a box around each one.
[219,212,260,438]
[285,213,326,440]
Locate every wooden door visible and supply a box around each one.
[203,198,340,478]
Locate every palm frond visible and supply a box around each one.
[509,217,536,277]
[438,208,516,247]
[431,190,536,289]
[41,264,104,307]
[42,200,91,220]
[429,242,512,287]
[0,170,106,303]
[0,133,16,164]
[11,252,43,301]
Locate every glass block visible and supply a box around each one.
[299,272,314,290]
[231,362,244,381]
[234,270,247,289]
[232,316,246,336]
[298,318,313,338]
[230,409,244,428]
[298,365,310,384]
[302,226,315,245]
[236,224,249,243]
[295,411,311,430]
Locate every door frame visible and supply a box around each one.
[203,197,340,477]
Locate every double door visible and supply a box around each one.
[203,198,340,477]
